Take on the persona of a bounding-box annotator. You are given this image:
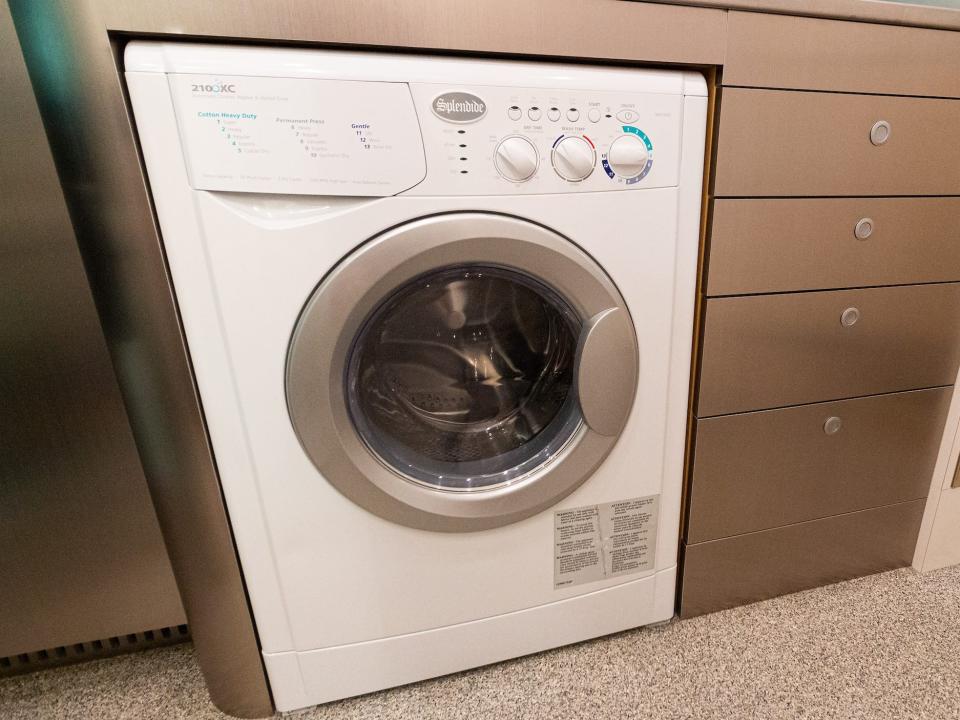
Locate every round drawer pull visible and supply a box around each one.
[841,307,860,327]
[823,416,843,435]
[870,120,891,146]
[854,217,875,240]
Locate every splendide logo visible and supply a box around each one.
[431,92,487,123]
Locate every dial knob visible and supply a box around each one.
[551,136,595,182]
[607,134,649,179]
[494,136,539,182]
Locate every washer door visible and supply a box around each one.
[286,213,638,531]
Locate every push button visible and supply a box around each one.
[588,108,601,123]
[528,106,542,121]
[508,106,522,121]
[547,107,561,122]
[566,108,580,122]
[616,109,639,123]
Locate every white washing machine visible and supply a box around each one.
[125,42,707,712]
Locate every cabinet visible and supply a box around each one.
[708,198,960,295]
[682,11,960,616]
[688,388,950,543]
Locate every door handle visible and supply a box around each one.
[575,307,639,437]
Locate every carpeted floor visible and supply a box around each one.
[3,564,960,720]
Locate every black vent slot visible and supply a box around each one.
[0,625,190,678]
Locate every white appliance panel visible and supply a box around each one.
[191,190,680,652]
[124,40,708,712]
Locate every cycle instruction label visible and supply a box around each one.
[554,495,659,589]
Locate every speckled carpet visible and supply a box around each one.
[3,565,959,720]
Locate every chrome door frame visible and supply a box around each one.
[287,213,638,532]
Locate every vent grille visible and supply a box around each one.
[0,624,189,678]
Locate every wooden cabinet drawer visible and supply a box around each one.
[707,198,960,296]
[697,283,960,417]
[687,388,950,543]
[725,12,960,98]
[714,88,960,197]
[679,499,924,618]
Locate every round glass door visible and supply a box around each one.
[286,212,638,531]
[346,265,583,491]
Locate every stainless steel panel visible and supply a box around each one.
[8,6,273,717]
[680,499,925,618]
[697,283,960,417]
[104,1,728,65]
[0,2,184,659]
[687,388,951,543]
[665,0,960,33]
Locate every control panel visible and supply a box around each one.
[406,84,682,196]
[168,73,684,197]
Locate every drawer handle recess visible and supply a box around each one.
[854,218,874,240]
[870,120,891,146]
[823,416,843,435]
[841,307,860,327]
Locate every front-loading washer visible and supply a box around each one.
[124,41,707,712]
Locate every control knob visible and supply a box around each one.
[494,136,539,182]
[606,134,649,179]
[551,136,595,182]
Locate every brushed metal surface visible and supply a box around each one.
[104,0,727,65]
[8,6,273,718]
[708,198,960,296]
[661,0,960,33]
[679,499,925,618]
[8,1,724,715]
[0,2,184,658]
[714,88,960,197]
[697,283,960,417]
[724,11,960,96]
[687,388,951,543]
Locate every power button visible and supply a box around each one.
[616,109,640,124]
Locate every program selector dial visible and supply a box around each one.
[551,136,595,182]
[494,135,539,182]
[606,134,649,179]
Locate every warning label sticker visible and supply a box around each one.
[553,495,659,590]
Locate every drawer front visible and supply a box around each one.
[687,388,951,543]
[708,198,960,296]
[714,88,960,197]
[697,283,960,417]
[725,12,960,98]
[679,499,924,618]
